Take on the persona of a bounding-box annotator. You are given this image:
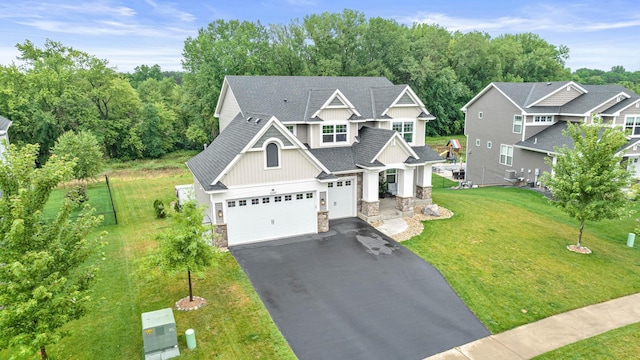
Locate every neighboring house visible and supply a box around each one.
[462,81,640,186]
[0,114,11,161]
[187,76,444,246]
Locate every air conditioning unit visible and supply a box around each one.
[142,308,180,360]
[505,170,517,179]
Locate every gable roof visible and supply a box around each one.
[0,115,11,132]
[462,82,638,117]
[515,121,571,154]
[601,95,640,115]
[186,112,270,191]
[309,127,443,172]
[217,76,432,123]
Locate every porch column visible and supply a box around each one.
[361,170,379,217]
[396,168,415,212]
[415,165,433,202]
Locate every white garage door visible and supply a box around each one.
[226,192,317,246]
[328,179,355,219]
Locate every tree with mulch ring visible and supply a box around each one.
[541,117,632,254]
[153,200,219,309]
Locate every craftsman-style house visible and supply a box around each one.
[187,76,443,246]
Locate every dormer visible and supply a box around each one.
[380,86,433,121]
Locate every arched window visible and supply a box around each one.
[266,142,279,168]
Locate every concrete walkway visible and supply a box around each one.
[425,292,640,359]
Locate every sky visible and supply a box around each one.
[0,0,639,73]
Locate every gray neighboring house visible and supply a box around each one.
[462,81,640,186]
[187,76,444,246]
[0,115,11,161]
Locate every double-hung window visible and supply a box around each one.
[625,116,640,136]
[513,115,523,134]
[392,121,414,143]
[500,144,513,166]
[322,124,347,143]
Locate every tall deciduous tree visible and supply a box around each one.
[0,144,103,360]
[51,130,104,181]
[155,201,217,302]
[541,119,632,251]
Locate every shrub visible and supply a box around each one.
[153,199,166,218]
[65,184,89,206]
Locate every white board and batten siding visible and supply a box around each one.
[222,149,319,187]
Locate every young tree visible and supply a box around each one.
[155,200,217,302]
[51,130,104,181]
[541,119,632,252]
[0,144,103,360]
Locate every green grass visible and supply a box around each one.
[2,168,295,359]
[103,149,199,172]
[533,322,640,359]
[405,186,640,334]
[42,180,117,226]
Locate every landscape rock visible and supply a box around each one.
[422,204,440,217]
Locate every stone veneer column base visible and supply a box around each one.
[361,200,380,217]
[416,185,433,203]
[396,196,415,212]
[317,211,329,233]
[213,224,228,248]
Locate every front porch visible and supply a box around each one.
[358,196,432,222]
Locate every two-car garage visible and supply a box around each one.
[225,191,318,246]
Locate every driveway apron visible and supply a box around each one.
[231,218,489,360]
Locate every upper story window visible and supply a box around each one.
[322,124,347,143]
[513,115,523,134]
[266,142,280,168]
[625,116,640,136]
[392,121,414,143]
[478,111,483,119]
[499,144,513,166]
[285,125,296,134]
[475,139,480,146]
[533,115,554,123]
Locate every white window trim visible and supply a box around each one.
[478,111,483,119]
[487,141,492,149]
[513,115,523,134]
[321,123,349,144]
[475,139,480,146]
[499,144,514,166]
[392,120,415,144]
[285,124,296,136]
[532,115,554,124]
[625,115,640,137]
[264,139,283,170]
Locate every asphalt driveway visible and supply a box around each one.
[230,218,489,360]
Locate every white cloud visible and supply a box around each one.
[0,1,135,19]
[144,0,196,22]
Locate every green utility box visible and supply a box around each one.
[141,308,180,360]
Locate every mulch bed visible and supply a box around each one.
[175,296,206,311]
[567,244,592,254]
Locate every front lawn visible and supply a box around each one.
[405,186,640,333]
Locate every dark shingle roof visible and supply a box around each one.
[0,115,11,132]
[492,82,637,115]
[186,112,269,191]
[353,127,395,167]
[225,76,413,122]
[601,95,640,115]
[515,122,572,153]
[309,147,356,173]
[409,146,445,164]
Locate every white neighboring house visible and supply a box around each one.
[186,76,444,247]
[0,115,11,162]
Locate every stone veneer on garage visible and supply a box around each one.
[214,224,228,248]
[317,211,329,233]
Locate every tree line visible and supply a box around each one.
[0,9,638,164]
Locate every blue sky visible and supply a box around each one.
[1,0,638,73]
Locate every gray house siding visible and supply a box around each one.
[296,124,310,144]
[218,87,242,132]
[535,86,582,106]
[465,87,523,186]
[512,149,550,185]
